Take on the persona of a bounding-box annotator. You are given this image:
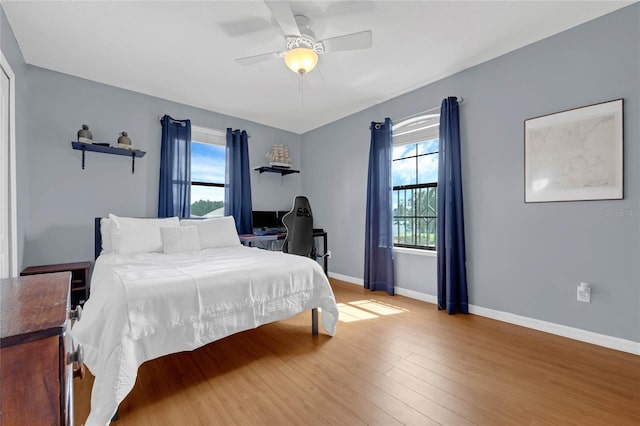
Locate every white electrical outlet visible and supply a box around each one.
[577,282,591,303]
[326,250,332,259]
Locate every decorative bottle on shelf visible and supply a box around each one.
[77,124,93,144]
[117,131,132,150]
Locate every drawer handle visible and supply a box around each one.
[68,344,83,365]
[69,305,82,323]
[73,364,86,380]
[68,345,85,380]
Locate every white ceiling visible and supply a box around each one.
[3,1,633,134]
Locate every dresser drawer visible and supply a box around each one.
[1,336,61,424]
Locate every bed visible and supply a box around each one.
[71,215,339,426]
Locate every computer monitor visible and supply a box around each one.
[251,211,279,230]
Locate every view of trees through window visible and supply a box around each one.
[392,138,438,249]
[191,141,225,217]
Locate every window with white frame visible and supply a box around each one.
[190,126,226,218]
[392,114,439,250]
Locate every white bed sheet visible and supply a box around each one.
[71,246,339,426]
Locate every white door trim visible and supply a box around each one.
[1,50,18,277]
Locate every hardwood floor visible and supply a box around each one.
[74,279,640,425]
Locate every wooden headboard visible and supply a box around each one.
[94,217,102,260]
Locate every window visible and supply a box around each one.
[190,126,226,218]
[392,115,439,250]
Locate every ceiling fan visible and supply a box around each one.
[235,1,373,75]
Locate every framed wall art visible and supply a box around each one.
[524,99,623,203]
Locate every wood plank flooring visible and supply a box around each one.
[74,279,640,425]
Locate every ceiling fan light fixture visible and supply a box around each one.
[284,47,318,75]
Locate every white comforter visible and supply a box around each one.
[71,246,339,426]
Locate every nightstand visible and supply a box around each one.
[21,261,91,308]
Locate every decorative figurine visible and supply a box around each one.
[266,144,291,168]
[117,131,132,150]
[77,124,93,144]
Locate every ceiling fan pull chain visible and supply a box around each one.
[299,73,304,111]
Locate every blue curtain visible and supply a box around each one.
[158,115,191,218]
[437,97,469,314]
[364,118,395,296]
[224,128,253,234]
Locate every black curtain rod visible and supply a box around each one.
[157,117,252,138]
[370,97,464,130]
[158,116,187,127]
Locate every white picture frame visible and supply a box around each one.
[524,99,623,203]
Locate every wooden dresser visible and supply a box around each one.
[0,272,83,425]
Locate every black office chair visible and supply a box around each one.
[282,196,316,258]
[282,196,327,336]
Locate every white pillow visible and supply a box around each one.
[180,216,240,249]
[109,214,180,254]
[161,226,201,254]
[100,218,113,253]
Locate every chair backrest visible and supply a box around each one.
[282,196,315,257]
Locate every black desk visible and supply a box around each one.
[239,229,328,275]
[313,230,328,274]
[238,232,286,247]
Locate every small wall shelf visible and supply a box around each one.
[71,141,146,174]
[254,166,300,176]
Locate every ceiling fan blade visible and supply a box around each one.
[236,51,283,66]
[264,1,301,37]
[320,30,372,52]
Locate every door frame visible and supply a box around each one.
[1,50,18,277]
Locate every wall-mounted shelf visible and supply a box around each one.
[254,166,300,176]
[71,141,146,174]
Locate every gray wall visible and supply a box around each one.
[21,68,301,267]
[301,4,639,342]
[1,7,29,271]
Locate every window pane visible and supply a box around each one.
[393,144,416,160]
[191,141,225,183]
[418,153,438,184]
[392,190,399,215]
[403,217,415,245]
[415,215,424,246]
[394,216,405,244]
[393,157,417,187]
[191,185,224,217]
[428,186,437,215]
[417,138,439,155]
[393,188,409,245]
[425,217,437,247]
[400,188,411,217]
[393,217,402,244]
[417,187,428,216]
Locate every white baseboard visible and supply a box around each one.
[329,272,363,286]
[327,273,639,355]
[395,287,438,304]
[468,305,640,355]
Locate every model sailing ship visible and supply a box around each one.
[266,144,292,168]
